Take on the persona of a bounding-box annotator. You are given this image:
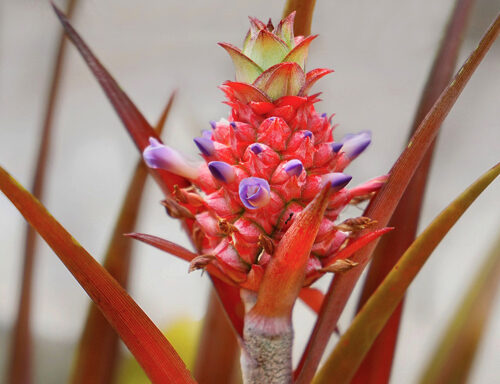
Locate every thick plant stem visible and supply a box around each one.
[240,291,293,384]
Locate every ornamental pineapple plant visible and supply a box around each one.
[1,1,500,384]
[142,13,387,292]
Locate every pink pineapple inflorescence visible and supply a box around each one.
[142,13,387,290]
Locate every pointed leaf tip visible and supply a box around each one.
[283,35,318,69]
[219,42,263,83]
[254,62,306,100]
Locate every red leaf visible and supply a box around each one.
[51,4,189,193]
[71,93,176,384]
[299,287,324,314]
[127,233,198,263]
[8,1,80,383]
[323,228,394,267]
[352,1,476,382]
[0,166,195,384]
[211,277,245,340]
[296,12,500,383]
[300,68,333,96]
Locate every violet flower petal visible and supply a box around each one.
[284,159,303,177]
[322,172,352,191]
[341,131,372,159]
[201,129,213,139]
[208,161,235,183]
[239,177,271,210]
[143,137,198,179]
[194,137,215,156]
[330,142,343,153]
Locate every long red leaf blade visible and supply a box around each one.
[70,93,176,384]
[51,3,188,193]
[296,12,500,383]
[418,230,500,384]
[126,233,198,263]
[313,163,500,384]
[0,166,195,384]
[8,1,80,383]
[352,1,476,382]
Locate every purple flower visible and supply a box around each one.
[194,137,215,156]
[341,131,371,159]
[209,120,217,129]
[330,142,343,153]
[208,161,235,183]
[143,137,198,179]
[239,177,271,210]
[322,172,352,191]
[284,159,303,177]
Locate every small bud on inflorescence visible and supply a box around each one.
[284,159,303,177]
[143,137,199,179]
[194,137,215,156]
[208,161,235,183]
[341,131,372,159]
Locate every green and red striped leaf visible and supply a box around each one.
[418,230,500,384]
[313,162,500,384]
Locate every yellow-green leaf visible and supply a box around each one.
[418,230,500,384]
[313,163,500,384]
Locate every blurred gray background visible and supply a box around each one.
[1,0,499,382]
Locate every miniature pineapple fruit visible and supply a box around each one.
[143,12,385,290]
